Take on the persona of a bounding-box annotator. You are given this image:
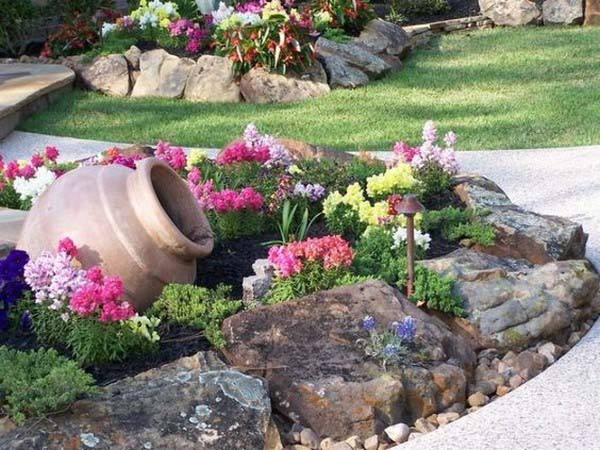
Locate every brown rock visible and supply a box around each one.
[184,55,240,103]
[80,54,130,96]
[300,428,320,449]
[277,138,354,164]
[123,45,141,70]
[131,49,194,98]
[496,385,512,396]
[364,434,380,450]
[0,353,274,450]
[414,418,437,433]
[436,412,460,426]
[221,281,476,440]
[537,342,562,364]
[478,0,541,25]
[354,19,411,57]
[467,392,489,407]
[584,0,600,23]
[240,63,330,103]
[508,374,524,388]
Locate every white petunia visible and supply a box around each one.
[101,22,116,37]
[13,166,56,205]
[212,1,234,24]
[391,226,431,251]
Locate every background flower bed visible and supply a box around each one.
[19,26,600,151]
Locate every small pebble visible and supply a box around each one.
[364,434,379,450]
[384,423,410,444]
[300,428,320,449]
[467,392,489,407]
[319,437,334,450]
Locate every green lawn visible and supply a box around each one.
[20,26,600,151]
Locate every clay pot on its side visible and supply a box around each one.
[17,157,214,312]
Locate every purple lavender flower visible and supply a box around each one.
[362,315,376,331]
[293,182,326,202]
[443,131,457,147]
[422,120,437,143]
[393,316,416,343]
[382,344,398,357]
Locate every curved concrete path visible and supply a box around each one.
[2,132,600,449]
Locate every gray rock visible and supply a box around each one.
[80,54,130,97]
[421,249,599,351]
[537,342,561,363]
[384,423,410,443]
[436,412,460,425]
[479,0,541,25]
[222,280,476,440]
[123,45,141,70]
[345,436,362,449]
[131,49,194,98]
[364,434,380,450]
[454,174,588,264]
[318,54,370,88]
[354,19,411,57]
[316,37,391,79]
[320,437,335,450]
[331,443,353,450]
[414,418,437,433]
[240,63,330,103]
[543,0,583,23]
[300,428,320,449]
[0,352,276,449]
[184,55,240,103]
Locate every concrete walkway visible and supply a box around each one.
[2,131,600,449]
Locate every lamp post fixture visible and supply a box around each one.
[395,194,426,297]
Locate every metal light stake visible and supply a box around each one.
[395,194,425,297]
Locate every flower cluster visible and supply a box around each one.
[155,141,187,171]
[391,226,431,251]
[12,167,56,205]
[392,121,459,175]
[359,315,416,369]
[95,147,146,170]
[293,181,326,202]
[168,18,209,53]
[323,183,391,227]
[217,124,291,168]
[268,235,354,278]
[0,146,59,182]
[216,140,270,166]
[209,187,264,213]
[0,250,30,331]
[365,163,418,198]
[129,0,180,29]
[24,238,134,323]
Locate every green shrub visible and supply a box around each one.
[347,157,387,188]
[389,0,450,17]
[147,284,241,347]
[421,206,496,246]
[0,185,23,210]
[321,28,351,43]
[324,202,366,238]
[410,265,464,316]
[415,162,454,198]
[353,227,409,286]
[265,262,351,304]
[0,347,96,425]
[208,210,267,241]
[0,0,41,57]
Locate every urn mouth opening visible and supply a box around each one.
[138,158,214,259]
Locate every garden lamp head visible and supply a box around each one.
[395,194,425,217]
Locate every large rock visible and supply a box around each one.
[318,54,370,89]
[80,54,130,97]
[184,55,240,103]
[421,249,600,351]
[221,280,476,440]
[123,45,141,70]
[478,0,541,25]
[454,174,587,264]
[584,0,600,24]
[277,138,355,164]
[543,0,583,23]
[316,37,391,79]
[131,49,194,99]
[240,63,330,103]
[0,352,276,450]
[354,19,411,58]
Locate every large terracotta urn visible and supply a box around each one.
[17,158,214,311]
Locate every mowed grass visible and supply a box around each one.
[20,26,600,151]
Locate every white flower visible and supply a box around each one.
[13,166,56,205]
[391,226,431,251]
[212,1,234,24]
[139,11,159,28]
[237,12,262,26]
[101,22,117,37]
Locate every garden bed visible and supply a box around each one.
[0,121,597,449]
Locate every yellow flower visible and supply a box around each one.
[160,18,171,28]
[323,191,343,216]
[366,163,417,198]
[187,148,208,170]
[288,164,303,175]
[343,183,365,209]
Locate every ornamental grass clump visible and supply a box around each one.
[266,235,355,303]
[357,315,417,370]
[24,238,160,365]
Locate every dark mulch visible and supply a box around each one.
[373,0,480,25]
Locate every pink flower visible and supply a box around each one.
[69,284,102,317]
[30,153,44,168]
[187,167,201,185]
[207,188,263,213]
[58,237,78,258]
[19,165,35,179]
[44,146,59,162]
[86,266,104,284]
[216,141,270,165]
[3,161,19,180]
[155,141,187,171]
[392,141,419,164]
[268,246,302,278]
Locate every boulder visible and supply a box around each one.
[454,174,587,264]
[240,63,330,103]
[221,280,476,440]
[354,19,411,58]
[543,0,583,23]
[277,138,355,164]
[421,249,600,351]
[316,37,391,79]
[0,352,276,450]
[123,45,141,70]
[131,49,194,98]
[80,54,130,97]
[318,54,371,88]
[478,0,541,25]
[584,0,600,24]
[184,55,240,103]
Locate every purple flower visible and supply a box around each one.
[382,344,398,357]
[393,316,416,343]
[20,310,31,330]
[362,315,376,331]
[422,120,437,143]
[0,250,29,282]
[443,131,457,147]
[0,309,7,331]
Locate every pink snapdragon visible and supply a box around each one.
[216,140,270,165]
[155,141,187,171]
[217,124,291,167]
[44,146,59,162]
[268,235,354,278]
[208,187,264,213]
[58,237,78,258]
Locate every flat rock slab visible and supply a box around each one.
[0,352,275,450]
[222,280,475,440]
[454,174,587,264]
[421,249,599,351]
[0,207,27,257]
[0,64,74,119]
